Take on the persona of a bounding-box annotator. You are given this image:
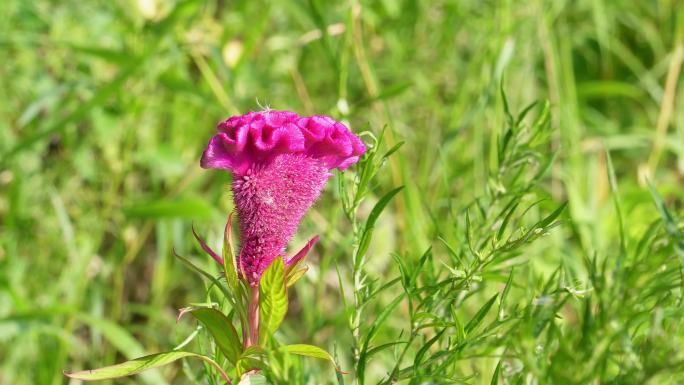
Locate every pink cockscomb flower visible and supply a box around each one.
[201,110,365,286]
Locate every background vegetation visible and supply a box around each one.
[1,0,684,384]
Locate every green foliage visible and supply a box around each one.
[279,344,337,368]
[65,351,229,382]
[2,0,684,384]
[259,257,288,343]
[183,307,242,365]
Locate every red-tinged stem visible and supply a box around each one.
[242,319,250,349]
[246,286,260,348]
[239,286,261,379]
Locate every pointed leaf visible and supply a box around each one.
[192,225,223,265]
[358,293,405,384]
[648,182,684,260]
[222,213,248,323]
[286,267,309,288]
[223,213,240,292]
[465,294,499,334]
[285,235,319,274]
[490,359,503,385]
[355,186,403,267]
[186,307,241,364]
[259,257,288,341]
[64,351,230,383]
[280,344,340,370]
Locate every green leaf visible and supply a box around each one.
[236,346,267,376]
[490,359,503,385]
[465,294,499,334]
[382,141,405,160]
[222,213,248,324]
[358,293,406,384]
[64,351,229,383]
[75,313,168,385]
[412,328,446,372]
[223,213,240,293]
[185,307,242,364]
[280,344,339,368]
[355,186,404,269]
[498,268,515,319]
[286,267,308,288]
[535,201,567,229]
[366,341,408,360]
[260,257,288,341]
[648,181,684,260]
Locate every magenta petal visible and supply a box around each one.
[220,115,245,131]
[349,131,366,154]
[297,117,325,145]
[192,225,223,266]
[331,124,354,154]
[286,235,320,268]
[336,155,361,171]
[201,110,365,175]
[200,135,235,170]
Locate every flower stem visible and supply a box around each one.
[247,285,260,348]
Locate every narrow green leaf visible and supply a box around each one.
[605,149,627,257]
[364,293,406,346]
[382,141,405,160]
[221,213,248,325]
[355,186,404,268]
[412,328,446,372]
[223,213,240,293]
[515,100,539,125]
[496,199,520,241]
[75,313,168,385]
[358,293,406,384]
[451,308,466,342]
[465,294,499,334]
[281,344,339,369]
[366,341,407,360]
[286,267,309,288]
[490,359,503,385]
[500,77,514,126]
[465,210,479,258]
[65,351,229,383]
[536,202,567,229]
[648,182,684,260]
[498,268,515,319]
[186,307,242,364]
[260,257,288,341]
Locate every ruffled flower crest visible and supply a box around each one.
[201,110,365,285]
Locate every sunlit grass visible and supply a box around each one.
[1,0,683,384]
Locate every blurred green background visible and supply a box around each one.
[1,0,683,384]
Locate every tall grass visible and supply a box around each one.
[1,0,683,384]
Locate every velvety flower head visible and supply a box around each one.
[201,110,365,286]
